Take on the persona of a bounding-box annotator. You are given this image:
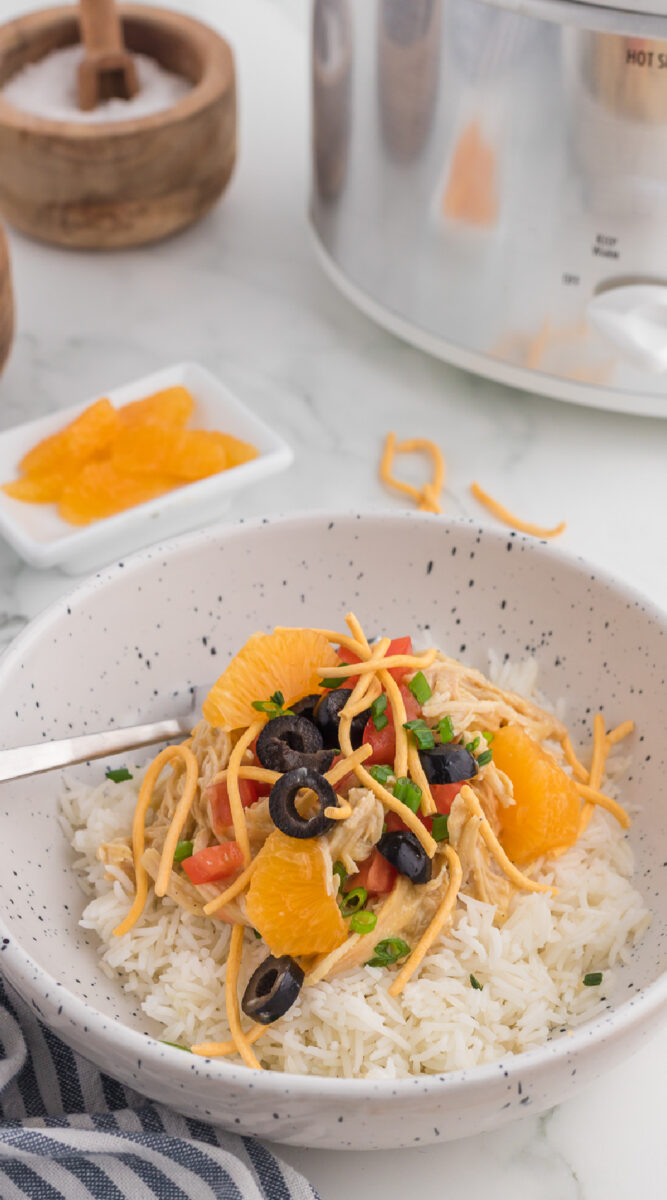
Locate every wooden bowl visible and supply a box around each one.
[0,4,236,249]
[0,220,13,376]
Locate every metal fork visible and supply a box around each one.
[0,685,210,784]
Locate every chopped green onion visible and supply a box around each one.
[369,764,394,785]
[583,972,603,987]
[251,697,294,718]
[465,737,481,753]
[431,814,449,841]
[403,719,436,750]
[482,731,494,743]
[470,974,483,990]
[252,928,262,939]
[366,937,410,968]
[438,716,454,743]
[393,776,422,814]
[106,767,133,783]
[392,777,408,801]
[370,693,388,730]
[333,861,348,890]
[408,671,432,705]
[161,1041,192,1052]
[340,886,367,917]
[371,694,387,718]
[319,677,349,689]
[477,749,493,767]
[173,840,193,863]
[350,910,378,935]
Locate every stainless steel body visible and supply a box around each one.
[310,0,667,416]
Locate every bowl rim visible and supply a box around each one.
[0,2,234,139]
[1,509,666,1098]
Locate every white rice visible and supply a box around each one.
[60,659,650,1078]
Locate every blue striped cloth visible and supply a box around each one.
[0,975,320,1200]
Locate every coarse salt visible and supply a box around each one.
[2,44,191,123]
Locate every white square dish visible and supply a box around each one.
[0,362,293,573]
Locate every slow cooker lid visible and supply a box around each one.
[564,0,665,16]
[488,0,667,32]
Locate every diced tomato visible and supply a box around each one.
[384,810,409,833]
[328,754,357,795]
[384,786,461,834]
[208,778,261,838]
[362,717,396,765]
[345,848,397,895]
[182,842,244,884]
[382,636,413,683]
[362,683,421,764]
[401,684,421,722]
[335,644,361,687]
[430,783,462,814]
[384,806,434,835]
[335,637,414,688]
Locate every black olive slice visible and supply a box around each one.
[256,713,334,774]
[419,743,478,785]
[269,766,337,838]
[376,830,432,884]
[290,693,321,723]
[314,688,371,750]
[241,953,304,1024]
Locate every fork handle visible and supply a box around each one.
[0,716,193,784]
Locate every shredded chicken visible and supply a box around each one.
[242,797,275,847]
[306,855,450,984]
[96,838,133,883]
[306,876,415,984]
[422,658,565,742]
[141,848,249,925]
[153,720,233,836]
[190,720,233,792]
[325,788,385,875]
[447,793,514,920]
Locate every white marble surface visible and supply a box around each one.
[0,1,666,1196]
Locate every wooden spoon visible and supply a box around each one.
[77,0,139,111]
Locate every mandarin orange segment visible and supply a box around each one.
[168,430,229,480]
[118,386,195,429]
[58,461,179,526]
[2,473,68,503]
[246,831,347,957]
[493,724,581,864]
[203,628,339,730]
[19,399,119,478]
[111,427,244,482]
[215,433,259,469]
[110,423,184,477]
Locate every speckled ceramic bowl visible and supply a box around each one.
[0,513,665,1149]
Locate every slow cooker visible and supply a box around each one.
[310,0,667,417]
